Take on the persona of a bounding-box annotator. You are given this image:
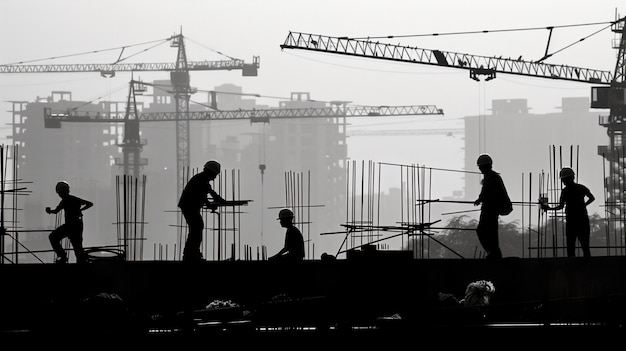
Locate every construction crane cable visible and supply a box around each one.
[70,84,129,111]
[537,22,615,63]
[184,36,240,61]
[0,38,170,66]
[347,20,615,40]
[113,40,171,64]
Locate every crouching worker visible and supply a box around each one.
[269,208,304,262]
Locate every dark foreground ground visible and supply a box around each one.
[2,321,624,349]
[2,254,625,347]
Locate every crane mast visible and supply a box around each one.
[597,18,626,222]
[171,33,194,197]
[280,15,626,225]
[119,81,144,178]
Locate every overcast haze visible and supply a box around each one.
[1,1,621,157]
[0,1,622,255]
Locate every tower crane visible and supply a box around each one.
[1,31,260,197]
[279,14,626,222]
[43,79,444,179]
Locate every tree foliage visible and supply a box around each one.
[405,213,610,258]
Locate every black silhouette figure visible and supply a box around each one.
[541,167,595,257]
[46,181,93,264]
[269,208,305,262]
[178,160,224,262]
[473,154,510,260]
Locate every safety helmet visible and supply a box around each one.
[203,160,221,175]
[55,181,70,193]
[476,153,493,166]
[277,208,294,220]
[559,167,575,179]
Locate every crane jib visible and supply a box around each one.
[281,31,614,85]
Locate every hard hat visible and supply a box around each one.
[476,153,493,166]
[559,167,575,179]
[55,181,70,193]
[203,160,221,175]
[277,208,294,220]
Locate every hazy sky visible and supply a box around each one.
[1,0,622,191]
[1,1,622,161]
[0,1,623,257]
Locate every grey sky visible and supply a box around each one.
[1,1,620,113]
[0,1,622,255]
[1,1,621,166]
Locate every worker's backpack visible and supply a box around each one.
[499,190,513,216]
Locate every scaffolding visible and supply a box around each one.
[0,145,36,264]
[330,160,461,259]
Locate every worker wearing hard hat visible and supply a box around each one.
[473,153,511,260]
[46,180,94,264]
[178,160,225,263]
[541,167,595,257]
[269,208,305,262]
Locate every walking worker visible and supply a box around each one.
[46,181,93,264]
[269,208,305,262]
[178,160,225,262]
[473,153,511,260]
[541,167,595,257]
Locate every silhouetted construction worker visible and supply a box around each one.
[473,154,510,259]
[541,167,595,257]
[46,181,93,264]
[178,160,224,262]
[269,208,305,262]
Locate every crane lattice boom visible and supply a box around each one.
[280,31,613,85]
[0,59,256,74]
[44,104,443,125]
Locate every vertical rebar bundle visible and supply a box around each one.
[341,160,436,258]
[528,145,625,257]
[277,170,315,260]
[115,174,147,261]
